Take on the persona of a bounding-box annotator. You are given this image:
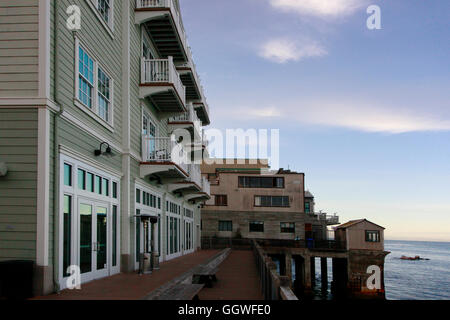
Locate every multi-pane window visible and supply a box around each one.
[280,222,295,233]
[238,177,285,188]
[218,221,232,232]
[76,41,113,125]
[249,221,264,233]
[97,0,111,24]
[255,196,289,207]
[97,68,111,122]
[305,201,311,213]
[214,195,228,206]
[78,46,94,108]
[366,231,380,242]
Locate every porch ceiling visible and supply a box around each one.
[144,17,187,63]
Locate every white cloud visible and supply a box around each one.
[259,38,327,63]
[302,102,450,133]
[269,0,368,18]
[220,101,450,134]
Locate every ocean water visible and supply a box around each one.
[384,240,450,300]
[285,240,450,300]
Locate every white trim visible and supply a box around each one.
[58,154,121,289]
[38,0,51,99]
[74,38,115,129]
[60,110,122,153]
[0,98,60,112]
[86,0,115,39]
[36,108,50,266]
[59,144,123,178]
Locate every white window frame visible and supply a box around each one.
[75,38,115,131]
[141,27,156,60]
[59,154,121,290]
[87,0,115,38]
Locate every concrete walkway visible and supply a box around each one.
[35,250,219,300]
[198,250,264,300]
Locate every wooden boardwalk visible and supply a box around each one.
[35,250,219,300]
[198,250,264,300]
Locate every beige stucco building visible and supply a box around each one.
[200,160,339,241]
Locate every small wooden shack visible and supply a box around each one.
[335,219,385,251]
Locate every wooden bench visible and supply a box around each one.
[192,266,219,288]
[154,283,205,301]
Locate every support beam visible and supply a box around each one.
[285,253,292,281]
[310,257,316,286]
[321,257,328,288]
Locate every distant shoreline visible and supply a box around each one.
[385,239,450,244]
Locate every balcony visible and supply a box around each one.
[308,212,340,225]
[168,103,202,141]
[140,57,186,113]
[168,164,202,194]
[140,135,188,179]
[135,0,188,63]
[193,87,211,125]
[184,174,211,203]
[176,47,202,102]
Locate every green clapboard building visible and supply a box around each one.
[0,0,211,296]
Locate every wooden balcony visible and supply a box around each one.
[140,57,186,113]
[168,103,202,141]
[140,135,189,179]
[135,0,188,63]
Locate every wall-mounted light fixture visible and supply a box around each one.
[0,162,7,177]
[94,142,114,157]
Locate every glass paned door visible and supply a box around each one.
[79,203,93,274]
[79,200,109,281]
[96,206,108,271]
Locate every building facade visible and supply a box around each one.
[200,160,339,241]
[0,0,211,295]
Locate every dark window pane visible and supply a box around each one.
[112,205,117,267]
[136,210,141,262]
[63,195,72,277]
[78,169,86,190]
[102,178,109,196]
[112,182,118,199]
[249,221,264,232]
[64,164,72,186]
[136,189,140,203]
[95,176,102,194]
[79,203,92,274]
[86,173,94,192]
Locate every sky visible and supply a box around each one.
[180,0,450,242]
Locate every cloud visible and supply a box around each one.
[220,101,450,134]
[302,102,450,133]
[259,38,327,63]
[269,0,368,18]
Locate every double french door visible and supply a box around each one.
[78,199,110,283]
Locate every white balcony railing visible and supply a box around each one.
[142,135,188,173]
[141,57,186,106]
[169,103,202,135]
[187,164,202,187]
[136,0,187,55]
[201,175,211,196]
[310,212,339,225]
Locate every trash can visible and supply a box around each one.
[0,260,34,300]
[306,238,314,249]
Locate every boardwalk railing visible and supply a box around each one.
[201,237,252,250]
[257,238,346,251]
[252,240,297,300]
